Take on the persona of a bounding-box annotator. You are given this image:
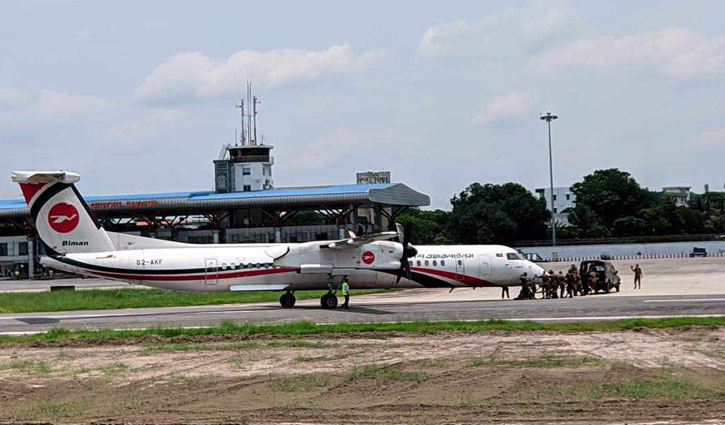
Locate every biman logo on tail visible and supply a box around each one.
[48,203,80,233]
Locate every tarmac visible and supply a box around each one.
[0,257,723,335]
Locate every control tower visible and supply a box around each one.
[214,83,274,193]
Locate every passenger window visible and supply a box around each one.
[425,260,429,266]
[457,260,462,266]
[222,263,227,270]
[417,260,421,266]
[433,260,438,266]
[441,260,445,267]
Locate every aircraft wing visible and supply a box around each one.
[323,231,398,249]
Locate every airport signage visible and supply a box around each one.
[89,200,160,209]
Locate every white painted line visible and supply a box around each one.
[643,298,725,303]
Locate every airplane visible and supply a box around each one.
[12,171,545,308]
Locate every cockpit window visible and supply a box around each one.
[506,253,524,260]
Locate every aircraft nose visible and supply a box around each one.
[529,262,545,278]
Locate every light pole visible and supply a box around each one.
[540,112,558,246]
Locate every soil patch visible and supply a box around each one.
[0,328,723,424]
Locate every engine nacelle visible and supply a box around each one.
[274,240,402,272]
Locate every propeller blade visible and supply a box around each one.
[394,221,415,283]
[403,222,413,247]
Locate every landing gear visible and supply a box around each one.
[320,292,338,309]
[279,292,296,308]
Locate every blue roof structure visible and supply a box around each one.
[0,183,430,217]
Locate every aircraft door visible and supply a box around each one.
[204,258,218,285]
[477,254,491,282]
[455,258,465,282]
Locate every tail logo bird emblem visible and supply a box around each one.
[48,203,80,233]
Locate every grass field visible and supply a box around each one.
[0,288,389,313]
[1,316,724,345]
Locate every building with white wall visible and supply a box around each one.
[535,186,576,226]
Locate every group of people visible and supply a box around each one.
[509,263,643,300]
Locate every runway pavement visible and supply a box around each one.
[1,292,724,334]
[1,257,724,334]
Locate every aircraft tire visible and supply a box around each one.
[280,293,296,308]
[320,293,338,309]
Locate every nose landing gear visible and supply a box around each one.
[279,291,296,308]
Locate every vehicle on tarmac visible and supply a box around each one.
[12,171,545,309]
[580,260,620,293]
[690,247,707,257]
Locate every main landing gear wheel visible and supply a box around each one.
[320,293,338,309]
[280,292,296,308]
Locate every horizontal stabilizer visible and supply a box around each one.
[11,171,80,184]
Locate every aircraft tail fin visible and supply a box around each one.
[11,171,115,255]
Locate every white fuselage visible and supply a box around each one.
[43,243,544,292]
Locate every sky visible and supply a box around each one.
[1,0,725,209]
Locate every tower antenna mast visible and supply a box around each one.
[235,99,245,145]
[253,95,261,145]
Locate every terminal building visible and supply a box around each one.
[0,90,430,278]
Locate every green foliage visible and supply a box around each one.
[448,182,549,244]
[569,169,711,238]
[283,210,327,226]
[465,355,602,369]
[396,208,452,244]
[571,169,654,230]
[0,288,392,314]
[2,317,724,345]
[268,373,330,392]
[345,364,427,382]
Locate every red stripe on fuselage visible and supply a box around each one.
[85,267,297,282]
[411,267,495,287]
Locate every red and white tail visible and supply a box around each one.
[11,171,115,255]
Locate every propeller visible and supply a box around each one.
[395,222,418,283]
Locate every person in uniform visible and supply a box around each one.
[565,269,576,298]
[588,270,598,294]
[548,270,558,299]
[557,271,566,298]
[631,264,643,289]
[516,272,531,299]
[340,276,350,309]
[501,285,510,299]
[540,271,549,298]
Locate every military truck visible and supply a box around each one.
[580,260,621,294]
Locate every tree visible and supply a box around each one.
[447,183,549,244]
[570,169,654,230]
[396,209,452,245]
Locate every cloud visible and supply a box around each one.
[107,108,190,140]
[281,129,393,170]
[0,88,30,108]
[471,91,541,126]
[695,128,725,147]
[530,28,725,79]
[418,3,577,58]
[33,91,110,116]
[136,44,386,103]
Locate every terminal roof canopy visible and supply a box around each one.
[0,183,431,218]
